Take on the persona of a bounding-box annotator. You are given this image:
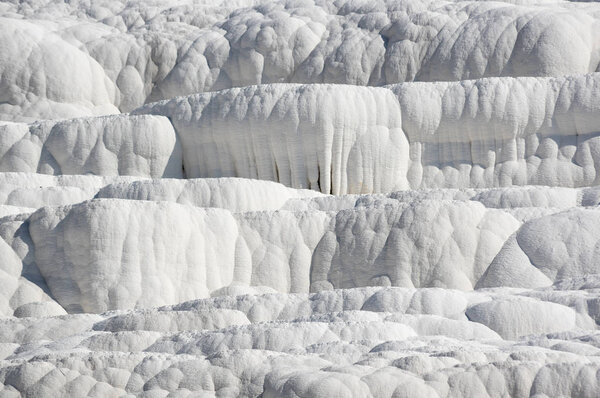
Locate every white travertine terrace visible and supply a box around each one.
[2,284,600,397]
[2,0,600,121]
[2,0,600,396]
[0,115,182,178]
[135,84,410,194]
[96,176,325,211]
[135,74,600,193]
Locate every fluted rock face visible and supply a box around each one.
[391,74,600,188]
[25,197,516,312]
[136,74,600,192]
[2,0,600,396]
[135,84,410,194]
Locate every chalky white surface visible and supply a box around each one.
[2,0,600,121]
[135,74,600,193]
[0,115,182,178]
[2,0,600,396]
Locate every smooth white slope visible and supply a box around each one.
[0,173,147,208]
[0,173,324,210]
[96,177,324,212]
[0,18,118,122]
[479,208,600,288]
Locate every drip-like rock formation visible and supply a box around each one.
[135,73,600,192]
[135,84,410,194]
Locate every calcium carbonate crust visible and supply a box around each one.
[2,0,600,121]
[134,74,600,193]
[0,178,598,316]
[5,73,600,194]
[0,115,182,178]
[1,283,600,397]
[2,0,600,396]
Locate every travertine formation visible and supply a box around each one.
[2,0,600,396]
[136,74,600,192]
[2,0,600,121]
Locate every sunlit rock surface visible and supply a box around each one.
[0,115,182,178]
[2,283,600,397]
[2,0,600,396]
[2,0,600,121]
[135,74,600,193]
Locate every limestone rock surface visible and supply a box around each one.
[2,0,600,396]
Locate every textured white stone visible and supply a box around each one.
[478,207,600,288]
[2,0,600,120]
[0,115,182,178]
[0,184,594,316]
[0,173,146,208]
[390,74,600,189]
[96,177,324,212]
[0,17,118,122]
[0,285,600,396]
[136,74,600,193]
[28,200,240,313]
[2,0,600,395]
[136,84,410,194]
[19,197,522,311]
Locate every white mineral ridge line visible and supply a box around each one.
[95,177,325,212]
[0,173,148,208]
[0,172,323,211]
